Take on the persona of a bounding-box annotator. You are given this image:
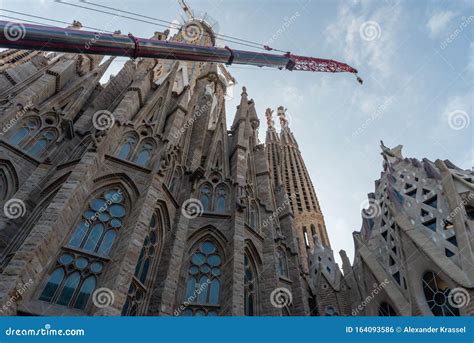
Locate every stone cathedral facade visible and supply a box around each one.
[0,18,472,317]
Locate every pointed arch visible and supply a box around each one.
[115,132,139,160]
[198,182,212,212]
[26,128,59,158]
[0,159,18,201]
[244,243,260,316]
[0,172,68,270]
[214,183,228,213]
[93,173,140,200]
[6,115,41,147]
[133,138,156,167]
[39,182,132,311]
[179,226,226,316]
[122,202,168,316]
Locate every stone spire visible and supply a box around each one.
[277,106,289,129]
[265,108,274,129]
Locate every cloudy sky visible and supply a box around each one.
[1,0,472,265]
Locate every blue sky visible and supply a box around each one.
[1,0,472,265]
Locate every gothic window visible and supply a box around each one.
[276,248,288,278]
[199,184,212,211]
[379,302,397,316]
[180,241,222,316]
[422,271,459,316]
[39,187,127,310]
[39,253,102,310]
[0,161,17,201]
[116,134,138,160]
[7,114,59,158]
[122,208,166,316]
[7,116,40,146]
[115,133,156,168]
[67,189,125,256]
[214,184,227,213]
[26,129,58,158]
[133,140,154,167]
[244,254,258,316]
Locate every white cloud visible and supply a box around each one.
[324,2,403,79]
[426,11,457,38]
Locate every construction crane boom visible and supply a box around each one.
[0,21,362,83]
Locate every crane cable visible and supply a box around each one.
[81,0,288,52]
[55,0,287,53]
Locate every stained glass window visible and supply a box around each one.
[40,188,127,310]
[244,254,257,316]
[180,241,222,316]
[422,271,459,316]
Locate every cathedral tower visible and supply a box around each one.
[266,106,330,273]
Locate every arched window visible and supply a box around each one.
[276,249,288,278]
[134,140,154,167]
[67,189,125,256]
[8,117,40,147]
[39,187,127,310]
[27,129,57,157]
[199,184,212,211]
[0,161,17,201]
[180,241,222,316]
[379,302,397,316]
[123,208,165,316]
[244,253,258,316]
[214,184,227,213]
[116,134,138,160]
[422,271,459,316]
